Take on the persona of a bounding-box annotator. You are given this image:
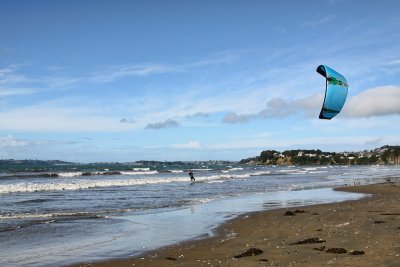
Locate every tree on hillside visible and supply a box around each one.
[259,150,279,163]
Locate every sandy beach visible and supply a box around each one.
[74,181,400,267]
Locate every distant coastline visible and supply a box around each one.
[240,145,400,166]
[1,145,399,170]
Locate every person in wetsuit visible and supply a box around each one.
[188,170,195,182]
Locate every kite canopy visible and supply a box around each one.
[316,65,348,120]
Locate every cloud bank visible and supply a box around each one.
[120,118,136,124]
[145,119,179,130]
[222,94,323,123]
[223,86,400,123]
[343,86,400,117]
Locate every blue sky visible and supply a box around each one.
[1,0,400,162]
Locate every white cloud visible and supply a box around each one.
[43,76,83,88]
[343,86,400,117]
[0,65,41,97]
[0,135,28,147]
[0,88,36,97]
[222,94,323,123]
[1,54,237,97]
[0,135,80,148]
[186,54,237,68]
[89,64,175,83]
[293,94,325,116]
[386,59,400,66]
[302,15,336,28]
[171,140,202,149]
[222,112,253,123]
[88,55,236,83]
[0,65,31,85]
[222,85,400,124]
[184,112,209,119]
[145,119,179,130]
[0,103,135,132]
[120,118,136,124]
[258,98,293,118]
[121,83,273,128]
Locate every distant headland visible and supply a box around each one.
[240,145,400,165]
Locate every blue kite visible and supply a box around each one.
[316,65,348,120]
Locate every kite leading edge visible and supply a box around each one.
[316,65,348,120]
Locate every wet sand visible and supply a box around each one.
[75,182,400,267]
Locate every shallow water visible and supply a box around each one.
[1,165,399,266]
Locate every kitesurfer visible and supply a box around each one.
[188,170,195,182]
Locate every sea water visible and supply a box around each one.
[1,164,399,266]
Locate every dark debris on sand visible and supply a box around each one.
[290,238,326,245]
[294,209,306,213]
[165,257,177,261]
[284,209,307,216]
[234,248,264,258]
[349,250,365,255]
[326,248,347,254]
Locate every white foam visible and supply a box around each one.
[57,172,83,177]
[169,170,184,173]
[132,167,150,171]
[276,169,328,175]
[189,196,219,205]
[0,213,54,220]
[250,171,271,176]
[229,167,244,171]
[0,211,100,220]
[0,171,258,194]
[303,167,317,171]
[207,180,225,183]
[0,177,190,194]
[120,170,158,175]
[276,169,298,173]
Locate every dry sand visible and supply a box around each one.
[75,182,400,267]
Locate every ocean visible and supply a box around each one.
[1,163,399,266]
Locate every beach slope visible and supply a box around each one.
[77,182,400,267]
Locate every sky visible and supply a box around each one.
[1,0,400,162]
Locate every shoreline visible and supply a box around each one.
[73,181,400,267]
